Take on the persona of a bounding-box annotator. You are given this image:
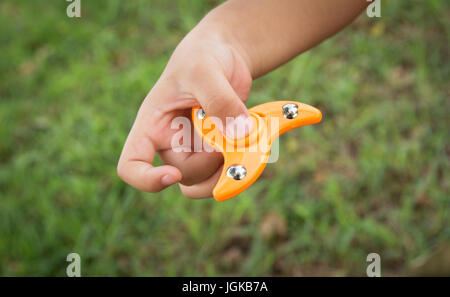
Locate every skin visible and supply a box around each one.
[117,0,370,199]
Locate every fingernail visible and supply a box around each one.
[161,174,178,186]
[225,114,253,139]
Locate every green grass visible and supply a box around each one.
[0,0,449,276]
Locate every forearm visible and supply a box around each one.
[196,0,369,77]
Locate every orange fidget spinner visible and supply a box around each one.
[192,101,322,201]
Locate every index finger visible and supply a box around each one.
[117,99,182,192]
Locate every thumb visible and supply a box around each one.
[191,70,252,139]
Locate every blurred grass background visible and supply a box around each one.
[0,0,449,276]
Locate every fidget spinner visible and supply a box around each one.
[192,101,322,201]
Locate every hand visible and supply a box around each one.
[118,0,368,199]
[117,25,253,198]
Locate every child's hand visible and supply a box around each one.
[117,25,253,198]
[118,0,368,198]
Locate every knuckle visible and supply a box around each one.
[190,67,210,84]
[184,58,208,78]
